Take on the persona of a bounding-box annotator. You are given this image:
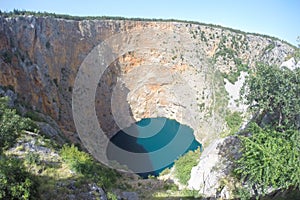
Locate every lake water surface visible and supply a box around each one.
[107,117,201,177]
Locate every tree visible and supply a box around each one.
[235,63,300,195]
[241,63,300,129]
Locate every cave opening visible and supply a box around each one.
[107,117,202,178]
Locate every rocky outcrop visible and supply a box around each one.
[188,136,241,198]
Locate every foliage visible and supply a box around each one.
[173,147,201,185]
[215,46,237,59]
[60,144,117,189]
[236,62,300,195]
[25,152,41,165]
[233,186,252,200]
[234,123,300,193]
[225,111,243,135]
[0,156,38,200]
[212,69,229,119]
[60,144,94,174]
[107,191,118,200]
[263,42,275,52]
[294,49,300,62]
[159,167,171,176]
[223,58,249,84]
[0,97,39,199]
[241,63,300,129]
[0,97,37,153]
[179,189,201,198]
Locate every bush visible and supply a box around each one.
[107,191,118,200]
[25,152,41,165]
[233,186,251,200]
[225,111,243,135]
[60,144,94,174]
[0,156,38,199]
[174,147,201,185]
[60,144,117,189]
[235,123,300,193]
[0,97,37,153]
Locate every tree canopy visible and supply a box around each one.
[235,63,300,196]
[241,63,300,129]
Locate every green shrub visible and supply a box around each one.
[0,97,37,152]
[25,152,41,165]
[60,144,94,174]
[235,62,300,195]
[263,42,275,52]
[223,60,248,84]
[225,111,242,135]
[235,124,300,193]
[174,147,201,185]
[107,191,118,200]
[60,144,117,189]
[233,186,251,200]
[0,156,38,199]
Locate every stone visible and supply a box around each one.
[89,183,107,200]
[121,192,139,200]
[188,138,225,197]
[37,122,60,138]
[0,87,17,107]
[188,136,241,198]
[280,57,299,70]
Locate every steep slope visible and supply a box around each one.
[0,15,294,146]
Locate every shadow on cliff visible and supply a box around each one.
[107,126,155,178]
[95,56,154,177]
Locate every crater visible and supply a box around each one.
[73,27,227,174]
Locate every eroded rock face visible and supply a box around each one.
[0,15,295,147]
[188,136,241,198]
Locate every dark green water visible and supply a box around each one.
[107,117,201,178]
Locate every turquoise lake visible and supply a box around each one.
[107,117,202,178]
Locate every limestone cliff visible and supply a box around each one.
[0,15,295,147]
